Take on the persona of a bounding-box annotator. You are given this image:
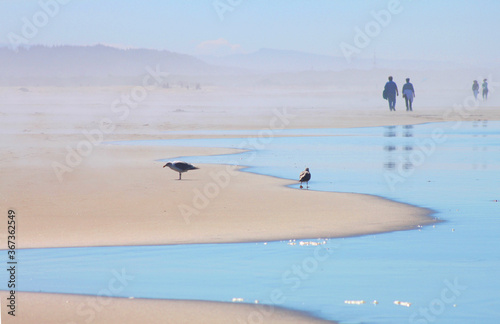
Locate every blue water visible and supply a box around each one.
[3,121,500,323]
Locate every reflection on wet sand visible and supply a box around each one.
[383,125,414,171]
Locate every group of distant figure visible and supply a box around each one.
[383,76,415,112]
[472,79,488,101]
[383,76,490,112]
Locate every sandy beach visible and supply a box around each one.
[2,1,499,321]
[0,291,337,324]
[2,86,499,323]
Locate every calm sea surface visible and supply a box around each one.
[4,121,500,323]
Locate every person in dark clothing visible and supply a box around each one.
[402,78,415,111]
[384,76,399,111]
[472,80,480,100]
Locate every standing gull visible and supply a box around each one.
[163,161,199,180]
[299,167,311,189]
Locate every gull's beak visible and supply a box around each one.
[163,165,166,168]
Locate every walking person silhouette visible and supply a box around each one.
[472,80,480,100]
[402,78,415,111]
[482,79,488,100]
[384,76,399,111]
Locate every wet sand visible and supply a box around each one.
[1,86,498,323]
[0,291,336,324]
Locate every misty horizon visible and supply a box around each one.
[2,1,499,68]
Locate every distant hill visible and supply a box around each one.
[0,45,489,88]
[198,48,468,72]
[198,48,349,72]
[0,45,227,79]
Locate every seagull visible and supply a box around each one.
[163,161,199,180]
[299,167,311,189]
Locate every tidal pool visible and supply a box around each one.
[4,121,500,323]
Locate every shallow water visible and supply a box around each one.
[4,121,500,323]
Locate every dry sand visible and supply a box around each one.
[1,86,499,323]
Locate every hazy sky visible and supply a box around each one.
[1,0,499,66]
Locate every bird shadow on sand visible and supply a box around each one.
[169,178,198,181]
